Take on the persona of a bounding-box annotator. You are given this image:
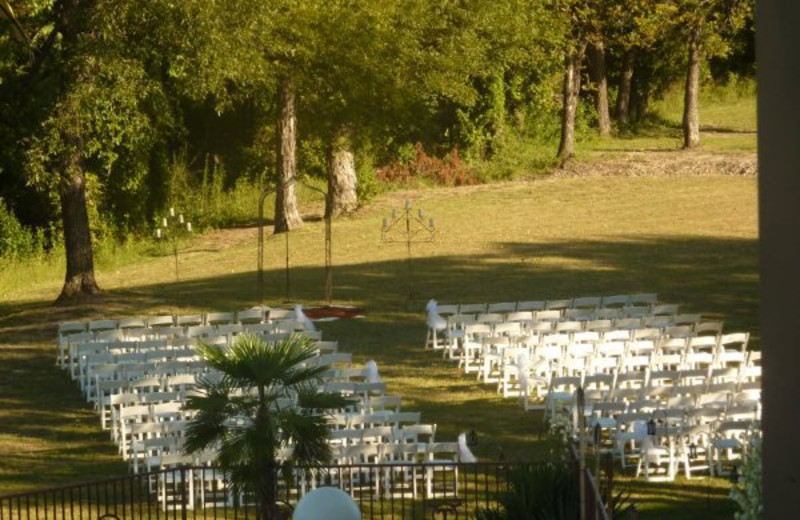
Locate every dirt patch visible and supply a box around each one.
[554,148,757,179]
[188,226,256,252]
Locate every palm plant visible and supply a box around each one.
[183,333,352,520]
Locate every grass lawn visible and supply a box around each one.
[0,89,758,518]
[0,174,757,518]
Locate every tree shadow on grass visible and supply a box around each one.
[0,234,758,494]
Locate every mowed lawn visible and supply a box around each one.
[0,173,758,519]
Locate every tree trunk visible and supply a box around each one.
[274,77,303,233]
[258,459,280,520]
[326,129,358,218]
[56,161,100,304]
[51,0,100,304]
[683,30,702,149]
[632,83,650,122]
[556,42,586,166]
[485,69,506,158]
[615,48,634,126]
[589,40,611,137]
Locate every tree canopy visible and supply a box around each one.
[0,0,754,302]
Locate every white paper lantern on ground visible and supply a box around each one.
[293,487,361,520]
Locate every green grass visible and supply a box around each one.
[0,89,758,518]
[574,81,757,160]
[0,173,757,520]
[651,81,757,134]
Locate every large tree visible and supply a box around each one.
[554,0,592,165]
[3,0,188,303]
[19,0,104,303]
[676,0,753,148]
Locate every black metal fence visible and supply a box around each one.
[0,460,613,520]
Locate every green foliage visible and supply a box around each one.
[729,436,762,520]
[354,151,382,204]
[0,0,757,261]
[472,133,556,181]
[0,197,43,260]
[477,462,580,520]
[165,153,269,229]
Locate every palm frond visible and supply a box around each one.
[295,383,355,412]
[280,411,333,466]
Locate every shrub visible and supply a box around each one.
[730,436,762,520]
[477,462,580,520]
[0,197,40,261]
[377,143,478,186]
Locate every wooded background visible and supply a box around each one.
[0,0,754,302]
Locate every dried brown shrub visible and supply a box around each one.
[377,143,478,186]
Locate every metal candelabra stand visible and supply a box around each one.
[155,207,192,282]
[381,200,435,299]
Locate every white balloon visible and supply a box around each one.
[293,487,361,520]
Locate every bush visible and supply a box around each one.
[377,143,478,186]
[730,436,762,520]
[165,152,263,230]
[477,462,580,520]
[0,197,41,261]
[355,152,382,203]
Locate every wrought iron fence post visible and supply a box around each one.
[180,467,188,520]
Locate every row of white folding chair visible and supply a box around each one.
[329,423,436,448]
[145,440,456,507]
[328,410,420,430]
[57,307,289,337]
[57,315,317,366]
[73,333,333,397]
[612,409,758,480]
[69,330,316,383]
[98,373,203,429]
[101,388,190,431]
[540,384,759,481]
[84,360,208,405]
[448,307,689,330]
[445,317,720,346]
[504,334,751,378]
[78,347,198,383]
[469,334,746,389]
[556,364,760,399]
[520,359,761,412]
[436,293,659,317]
[588,386,760,421]
[330,440,461,499]
[66,339,169,379]
[447,324,723,355]
[478,336,756,398]
[116,405,192,459]
[118,392,305,459]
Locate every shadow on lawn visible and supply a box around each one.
[0,234,757,498]
[0,234,759,343]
